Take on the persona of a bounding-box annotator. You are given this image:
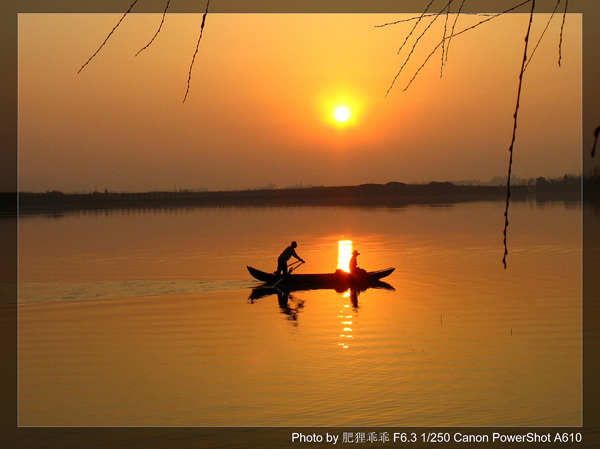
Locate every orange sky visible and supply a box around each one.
[18,12,581,192]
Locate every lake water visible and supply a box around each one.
[18,200,582,427]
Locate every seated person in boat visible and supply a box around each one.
[349,249,368,278]
[275,241,305,276]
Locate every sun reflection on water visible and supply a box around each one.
[338,292,355,349]
[337,240,353,273]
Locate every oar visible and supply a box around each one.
[288,259,304,270]
[272,260,304,288]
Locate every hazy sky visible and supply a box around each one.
[18,12,581,192]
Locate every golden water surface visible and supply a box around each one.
[18,201,581,426]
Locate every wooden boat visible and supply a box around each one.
[247,266,394,288]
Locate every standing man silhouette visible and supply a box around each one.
[275,241,304,276]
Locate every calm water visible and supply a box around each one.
[18,200,582,427]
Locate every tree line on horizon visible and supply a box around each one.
[19,172,588,196]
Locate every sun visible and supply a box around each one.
[333,106,351,123]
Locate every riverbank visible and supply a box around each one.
[11,180,585,215]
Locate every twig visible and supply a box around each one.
[404,0,454,60]
[558,0,568,67]
[523,0,561,73]
[503,0,536,269]
[183,0,211,103]
[375,12,439,27]
[592,126,599,158]
[374,12,496,27]
[394,0,436,55]
[386,0,455,96]
[444,0,467,65]
[135,0,171,57]
[440,1,453,77]
[78,0,139,74]
[394,0,532,95]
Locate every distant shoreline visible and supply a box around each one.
[11,180,585,215]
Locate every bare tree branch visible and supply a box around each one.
[558,0,568,66]
[183,0,211,103]
[374,11,495,27]
[503,0,536,269]
[385,0,436,54]
[375,12,437,27]
[440,1,453,77]
[444,0,467,66]
[593,126,599,158]
[135,0,171,57]
[392,0,532,96]
[523,0,561,73]
[385,0,457,96]
[78,0,139,74]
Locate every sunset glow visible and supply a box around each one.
[18,13,582,193]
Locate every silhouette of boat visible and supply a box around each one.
[247,266,394,289]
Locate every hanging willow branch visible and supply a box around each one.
[78,0,211,102]
[381,0,575,267]
[523,0,561,73]
[444,0,467,65]
[439,1,454,77]
[375,0,436,53]
[383,0,461,97]
[374,11,496,26]
[558,0,568,66]
[135,0,171,56]
[183,0,211,103]
[503,0,536,269]
[78,0,139,73]
[391,0,531,95]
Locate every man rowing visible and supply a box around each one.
[275,241,305,276]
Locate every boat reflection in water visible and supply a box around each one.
[247,282,394,347]
[247,281,394,319]
[247,281,394,304]
[248,288,306,325]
